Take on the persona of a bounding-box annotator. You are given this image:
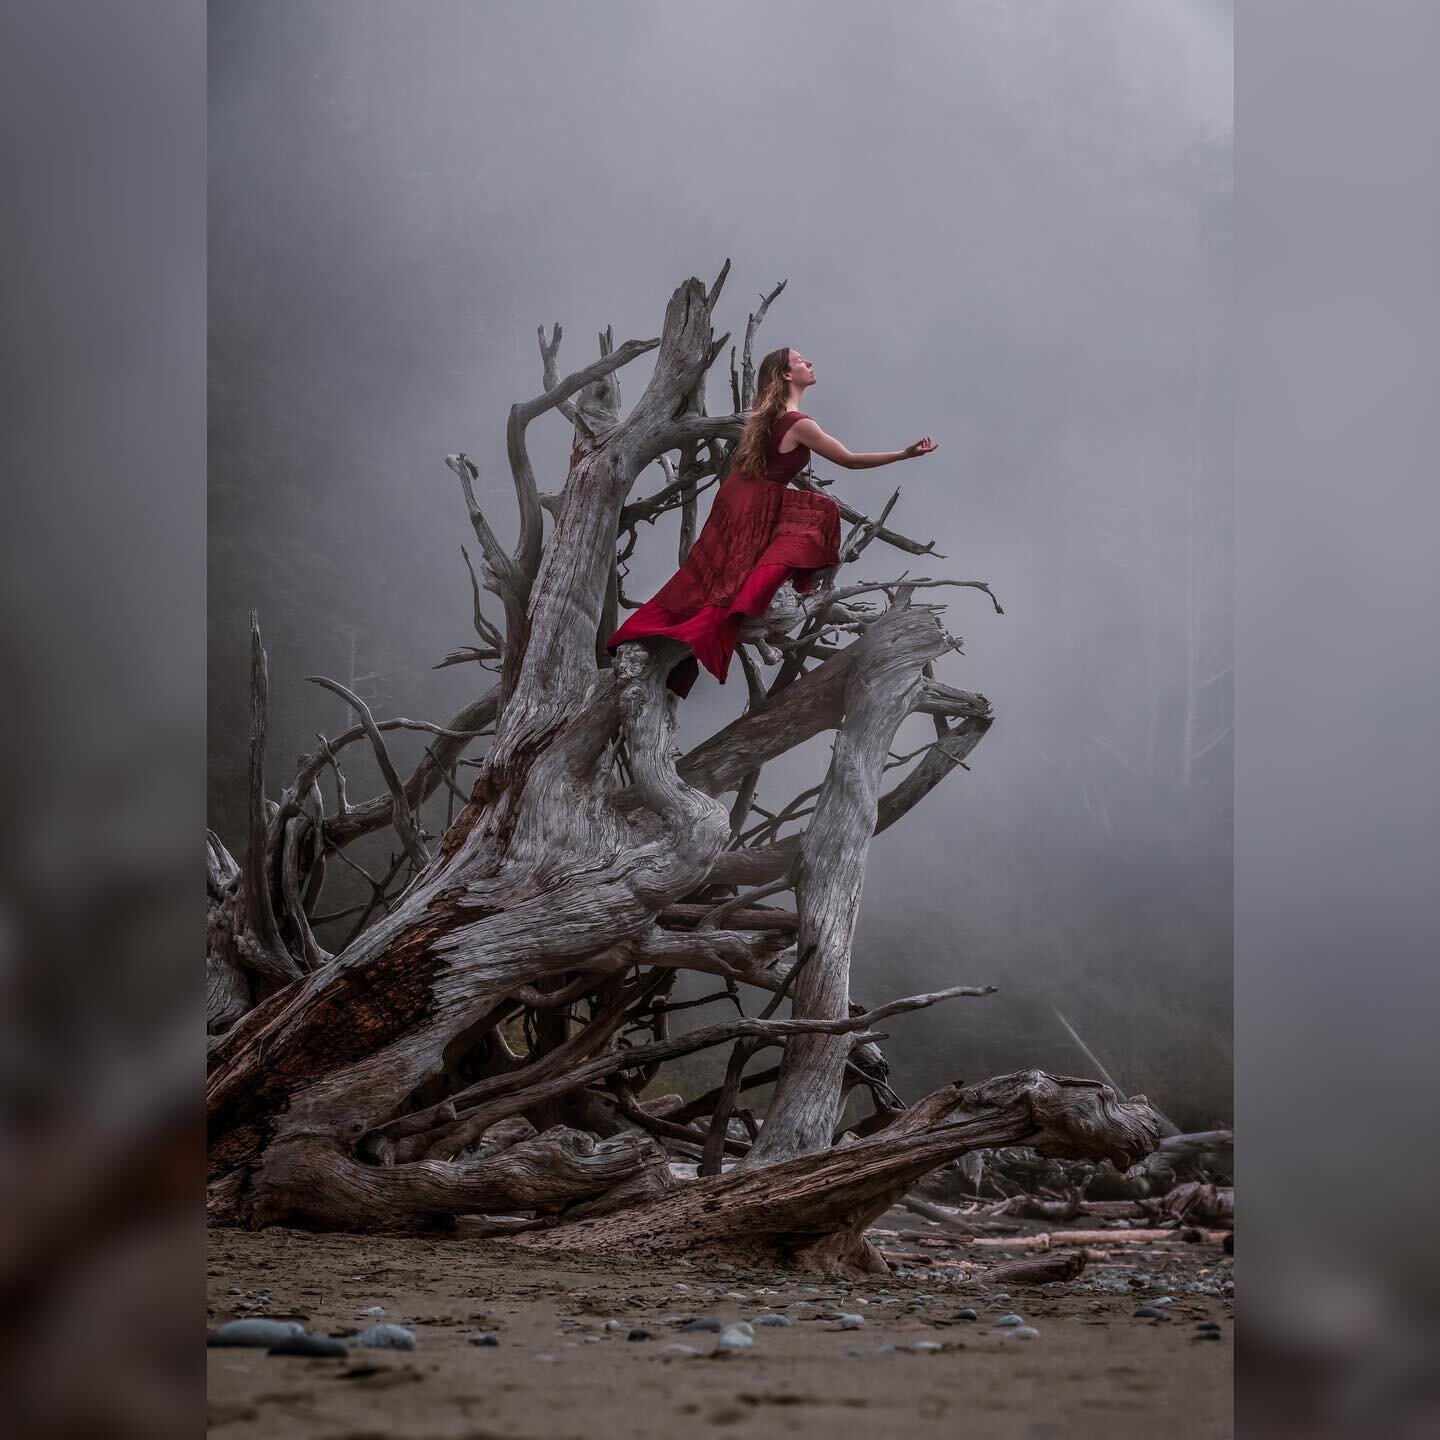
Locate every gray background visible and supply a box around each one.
[207,0,1234,1124]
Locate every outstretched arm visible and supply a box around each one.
[787,418,938,471]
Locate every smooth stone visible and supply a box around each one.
[269,1335,347,1358]
[661,1343,700,1357]
[1133,1306,1170,1320]
[717,1326,753,1351]
[604,1319,622,1332]
[208,1319,306,1348]
[952,1308,979,1321]
[836,1314,866,1330]
[751,1314,791,1328]
[361,1306,385,1315]
[584,1336,600,1344]
[679,1317,723,1333]
[910,1341,943,1353]
[354,1324,417,1350]
[628,1329,652,1342]
[469,1334,500,1347]
[1194,1330,1222,1341]
[1011,1326,1041,1339]
[995,1314,1024,1327]
[1151,1297,1175,1307]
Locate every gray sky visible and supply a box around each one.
[209,0,1234,1121]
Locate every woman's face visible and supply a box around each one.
[786,350,816,390]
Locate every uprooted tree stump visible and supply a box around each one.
[207,264,1163,1270]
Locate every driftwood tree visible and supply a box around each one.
[207,266,1163,1271]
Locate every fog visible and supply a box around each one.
[209,0,1233,1124]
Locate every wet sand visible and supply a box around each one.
[208,1219,1233,1439]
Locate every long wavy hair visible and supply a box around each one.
[730,346,798,479]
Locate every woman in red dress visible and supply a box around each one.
[606,346,939,697]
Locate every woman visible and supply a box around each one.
[605,346,938,697]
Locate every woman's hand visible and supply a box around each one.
[905,437,939,458]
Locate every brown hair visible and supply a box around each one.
[731,346,799,479]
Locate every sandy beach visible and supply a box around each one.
[207,1217,1233,1439]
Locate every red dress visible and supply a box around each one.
[606,411,842,697]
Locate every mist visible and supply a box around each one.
[208,0,1233,1125]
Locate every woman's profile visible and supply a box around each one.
[606,346,938,696]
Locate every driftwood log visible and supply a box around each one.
[207,265,1163,1267]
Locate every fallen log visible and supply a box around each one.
[503,1070,1162,1275]
[979,1250,1088,1286]
[964,1227,1230,1250]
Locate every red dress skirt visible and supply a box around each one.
[606,411,842,697]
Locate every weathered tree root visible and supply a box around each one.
[207,266,1014,1245]
[245,1125,671,1233]
[503,1071,1162,1276]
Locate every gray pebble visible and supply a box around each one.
[1194,1330,1222,1341]
[268,1334,348,1358]
[995,1314,1024,1327]
[660,1343,700,1358]
[751,1314,792,1328]
[1010,1326,1041,1339]
[628,1329,652,1342]
[208,1319,306,1348]
[354,1324,417,1350]
[469,1334,499,1347]
[952,1308,978,1321]
[836,1314,866,1330]
[603,1319,622,1332]
[910,1341,943,1353]
[717,1325,753,1351]
[1133,1306,1170,1321]
[679,1317,723,1333]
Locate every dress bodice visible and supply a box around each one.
[764,411,812,484]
